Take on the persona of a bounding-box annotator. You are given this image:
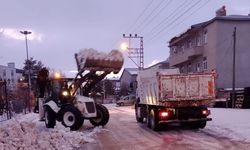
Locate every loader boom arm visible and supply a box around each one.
[70,49,124,97]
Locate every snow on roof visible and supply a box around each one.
[124,68,138,75]
[108,77,119,81]
[0,113,106,149]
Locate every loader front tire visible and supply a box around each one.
[61,105,84,131]
[44,106,56,128]
[89,104,109,126]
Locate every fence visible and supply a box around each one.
[0,81,12,122]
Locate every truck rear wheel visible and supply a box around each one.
[149,109,160,131]
[190,121,207,129]
[61,105,84,131]
[89,104,109,126]
[44,106,56,128]
[135,105,143,123]
[197,121,206,129]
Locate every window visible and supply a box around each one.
[197,63,201,72]
[171,46,177,55]
[3,70,6,76]
[204,31,208,44]
[181,44,185,52]
[203,57,207,70]
[196,36,201,46]
[187,40,192,49]
[188,63,192,73]
[11,70,14,76]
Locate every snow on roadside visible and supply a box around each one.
[0,113,104,150]
[205,108,250,143]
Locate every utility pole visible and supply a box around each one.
[122,34,144,70]
[232,27,236,108]
[20,30,32,112]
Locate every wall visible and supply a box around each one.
[215,20,250,89]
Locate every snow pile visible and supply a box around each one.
[0,113,104,150]
[76,48,124,71]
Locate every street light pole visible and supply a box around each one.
[20,30,32,113]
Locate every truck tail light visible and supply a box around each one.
[159,110,171,120]
[202,110,210,116]
[160,111,169,117]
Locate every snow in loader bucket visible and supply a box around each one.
[75,48,124,73]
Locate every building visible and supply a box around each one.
[108,77,121,96]
[120,61,170,95]
[169,10,250,90]
[0,63,23,90]
[120,68,138,95]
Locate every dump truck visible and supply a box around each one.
[37,48,124,130]
[135,68,216,130]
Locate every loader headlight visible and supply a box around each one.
[62,91,69,96]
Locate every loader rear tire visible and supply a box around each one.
[44,106,56,128]
[61,105,84,131]
[89,104,109,126]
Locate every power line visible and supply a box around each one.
[147,0,202,43]
[148,0,201,42]
[148,0,210,43]
[131,0,165,34]
[137,0,173,34]
[167,0,211,32]
[146,0,190,37]
[112,0,154,49]
[125,0,154,33]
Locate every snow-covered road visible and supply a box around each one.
[80,105,250,150]
[0,105,250,150]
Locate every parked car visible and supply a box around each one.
[116,95,136,106]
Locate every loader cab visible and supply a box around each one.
[49,73,73,104]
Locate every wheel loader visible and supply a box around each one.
[37,49,124,130]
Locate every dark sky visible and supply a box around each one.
[1,0,250,77]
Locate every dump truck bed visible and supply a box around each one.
[137,69,216,107]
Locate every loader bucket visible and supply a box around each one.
[75,48,124,74]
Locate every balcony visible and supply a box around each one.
[170,46,204,66]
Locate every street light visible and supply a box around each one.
[120,42,128,51]
[20,30,32,113]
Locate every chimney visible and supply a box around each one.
[216,5,226,17]
[7,62,15,68]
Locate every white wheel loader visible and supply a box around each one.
[37,49,123,130]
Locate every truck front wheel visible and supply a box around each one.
[89,104,109,126]
[61,105,84,131]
